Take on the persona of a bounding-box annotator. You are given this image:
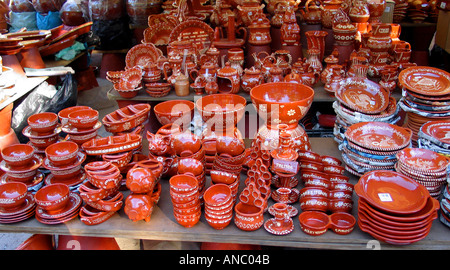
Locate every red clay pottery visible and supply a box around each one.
[27,112,58,135]
[280,3,300,46]
[82,134,142,155]
[320,0,346,28]
[247,10,272,46]
[195,94,246,131]
[84,192,123,213]
[329,198,354,213]
[233,201,264,231]
[34,184,70,214]
[67,109,99,130]
[126,167,157,194]
[302,0,322,24]
[241,67,264,93]
[79,181,120,203]
[79,205,117,226]
[398,66,450,97]
[298,210,330,236]
[299,196,330,212]
[102,103,151,134]
[84,161,122,190]
[217,62,240,94]
[0,182,28,210]
[349,0,370,22]
[178,158,204,177]
[171,132,202,157]
[264,202,294,235]
[60,0,86,26]
[58,106,92,125]
[124,193,155,222]
[44,141,79,167]
[366,0,386,22]
[305,31,328,61]
[1,144,35,168]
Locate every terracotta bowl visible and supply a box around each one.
[68,109,99,130]
[323,165,345,175]
[234,202,264,231]
[299,196,329,212]
[216,135,245,157]
[204,211,233,230]
[171,132,202,157]
[0,182,28,209]
[34,183,70,214]
[298,211,330,236]
[303,177,332,190]
[203,184,232,207]
[300,160,324,172]
[79,181,120,203]
[58,106,92,124]
[84,161,122,190]
[153,100,195,126]
[210,170,239,185]
[299,187,330,199]
[178,158,204,176]
[329,212,356,235]
[321,155,342,166]
[27,112,58,134]
[250,82,314,128]
[195,94,247,130]
[169,174,199,193]
[173,202,201,216]
[298,150,322,162]
[45,141,79,167]
[1,144,35,167]
[329,198,353,213]
[29,134,60,149]
[330,182,354,193]
[173,210,201,228]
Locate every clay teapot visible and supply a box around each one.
[237,0,266,26]
[189,62,217,86]
[301,0,322,24]
[253,51,277,80]
[124,194,154,222]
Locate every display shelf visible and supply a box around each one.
[0,137,448,250]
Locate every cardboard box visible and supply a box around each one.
[436,9,450,54]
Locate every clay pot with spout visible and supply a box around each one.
[301,0,322,25]
[237,0,266,26]
[189,62,217,87]
[324,64,345,95]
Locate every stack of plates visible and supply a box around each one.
[395,147,449,198]
[393,2,408,23]
[0,193,36,224]
[339,121,412,177]
[417,120,450,156]
[333,76,400,144]
[0,37,24,55]
[398,66,450,146]
[356,170,440,245]
[35,192,82,225]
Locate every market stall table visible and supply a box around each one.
[0,138,448,250]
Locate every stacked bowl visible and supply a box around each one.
[395,147,449,199]
[177,158,207,196]
[0,182,36,223]
[169,174,201,228]
[42,141,87,190]
[79,161,123,225]
[114,66,143,98]
[393,1,408,23]
[22,112,62,154]
[439,184,450,228]
[0,144,44,191]
[210,170,240,202]
[60,106,102,146]
[333,74,400,144]
[34,183,82,225]
[212,135,246,175]
[417,120,450,156]
[398,66,450,146]
[340,121,412,177]
[203,184,234,230]
[355,170,439,245]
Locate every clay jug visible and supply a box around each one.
[320,0,346,28]
[302,0,322,24]
[348,0,370,23]
[241,67,264,92]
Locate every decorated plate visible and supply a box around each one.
[168,19,214,55]
[125,43,163,69]
[344,122,412,152]
[399,66,450,96]
[396,147,450,172]
[420,120,450,145]
[336,77,390,115]
[355,170,430,215]
[143,22,174,45]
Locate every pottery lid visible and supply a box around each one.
[218,62,237,76]
[244,66,261,74]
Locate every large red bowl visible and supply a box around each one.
[1,144,35,167]
[153,100,195,127]
[250,82,314,128]
[195,94,247,130]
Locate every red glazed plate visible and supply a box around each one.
[168,19,214,55]
[396,147,450,172]
[420,120,450,145]
[355,170,430,215]
[344,121,412,152]
[398,66,450,96]
[336,77,390,115]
